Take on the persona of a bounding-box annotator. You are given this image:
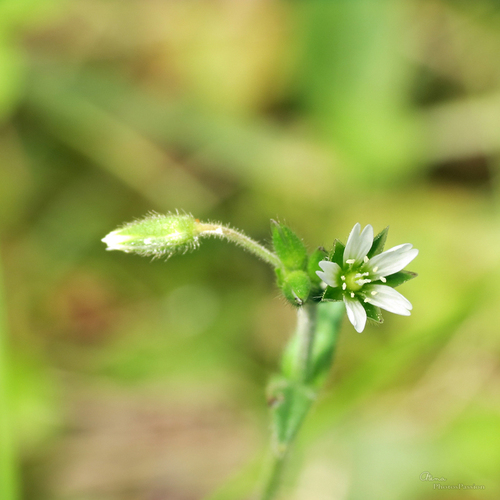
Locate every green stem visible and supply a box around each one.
[260,451,288,500]
[260,303,318,500]
[197,223,282,269]
[296,303,317,383]
[0,257,20,500]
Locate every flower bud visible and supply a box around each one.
[281,270,312,306]
[102,212,200,257]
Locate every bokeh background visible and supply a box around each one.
[1,1,500,499]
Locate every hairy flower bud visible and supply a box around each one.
[102,212,200,257]
[281,270,312,306]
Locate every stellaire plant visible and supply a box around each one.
[102,213,418,500]
[317,223,418,333]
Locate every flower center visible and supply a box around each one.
[344,271,363,292]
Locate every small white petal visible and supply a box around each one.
[344,223,374,266]
[316,260,342,287]
[368,244,418,278]
[364,285,412,316]
[102,231,133,250]
[343,296,367,333]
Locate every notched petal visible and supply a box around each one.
[368,245,418,278]
[317,260,342,287]
[365,285,412,316]
[344,296,367,332]
[344,223,374,266]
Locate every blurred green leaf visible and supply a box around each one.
[267,376,314,451]
[309,301,344,386]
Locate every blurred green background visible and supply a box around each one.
[1,0,500,499]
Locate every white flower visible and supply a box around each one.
[316,223,418,333]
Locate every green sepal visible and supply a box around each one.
[267,376,315,452]
[272,221,308,271]
[308,247,327,285]
[322,286,343,302]
[275,267,285,287]
[367,226,389,258]
[383,270,417,288]
[362,301,383,324]
[281,270,312,306]
[329,239,345,267]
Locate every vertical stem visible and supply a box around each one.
[296,303,317,383]
[0,258,20,500]
[260,303,318,500]
[260,451,287,500]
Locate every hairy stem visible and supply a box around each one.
[197,223,282,269]
[296,303,317,383]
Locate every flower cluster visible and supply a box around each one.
[316,223,418,333]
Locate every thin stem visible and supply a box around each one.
[296,303,317,383]
[260,451,287,500]
[0,258,20,500]
[259,303,318,500]
[197,223,282,269]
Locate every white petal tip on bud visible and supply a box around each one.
[102,231,134,250]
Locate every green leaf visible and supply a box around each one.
[367,226,389,258]
[322,286,343,302]
[363,302,383,324]
[308,247,327,285]
[329,239,345,266]
[383,270,417,288]
[267,377,315,451]
[309,301,344,386]
[271,221,308,271]
[281,302,344,385]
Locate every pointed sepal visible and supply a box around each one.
[383,270,418,288]
[362,301,384,324]
[308,247,328,285]
[328,239,345,267]
[322,286,343,302]
[272,221,308,271]
[367,226,389,258]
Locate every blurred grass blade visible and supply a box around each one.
[0,254,20,500]
[28,72,334,202]
[26,77,218,212]
[202,454,263,500]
